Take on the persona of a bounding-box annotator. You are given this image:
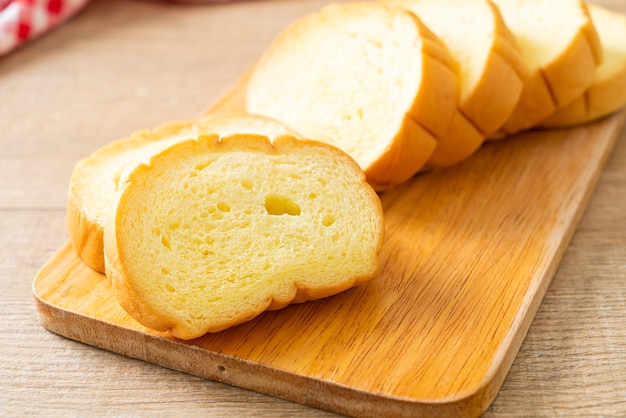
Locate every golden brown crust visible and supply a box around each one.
[67,125,193,273]
[406,12,460,141]
[539,6,626,127]
[541,27,602,108]
[66,185,106,273]
[385,0,527,166]
[496,0,602,135]
[499,33,601,133]
[425,110,484,169]
[379,8,459,179]
[366,114,437,190]
[539,70,626,127]
[493,69,556,137]
[581,2,604,66]
[460,0,530,135]
[389,9,459,176]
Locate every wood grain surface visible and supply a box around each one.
[3,0,626,416]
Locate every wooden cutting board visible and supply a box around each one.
[33,74,625,417]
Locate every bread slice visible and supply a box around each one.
[383,0,529,167]
[490,0,602,135]
[67,112,299,273]
[246,2,459,189]
[104,134,384,339]
[540,5,626,127]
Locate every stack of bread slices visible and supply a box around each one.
[68,0,626,339]
[246,0,625,184]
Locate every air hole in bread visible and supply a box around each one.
[322,214,336,227]
[241,179,253,190]
[264,195,301,216]
[161,235,171,249]
[217,202,231,213]
[165,283,176,293]
[194,160,214,171]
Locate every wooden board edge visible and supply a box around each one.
[32,244,497,418]
[473,109,626,409]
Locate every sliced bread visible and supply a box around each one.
[246,2,459,189]
[540,5,626,127]
[104,134,385,339]
[383,0,529,167]
[491,0,603,135]
[67,112,299,273]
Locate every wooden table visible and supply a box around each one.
[2,0,625,416]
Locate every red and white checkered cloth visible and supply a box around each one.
[0,0,228,57]
[0,0,88,56]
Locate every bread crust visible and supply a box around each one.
[366,114,437,189]
[540,5,626,127]
[460,0,530,135]
[406,13,459,141]
[425,110,484,168]
[493,0,603,135]
[384,0,529,167]
[66,128,158,273]
[539,70,626,127]
[393,10,460,171]
[67,186,106,273]
[105,134,384,339]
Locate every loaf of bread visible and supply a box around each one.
[67,112,299,273]
[246,2,459,190]
[383,0,529,167]
[540,4,626,127]
[491,0,602,135]
[104,134,384,340]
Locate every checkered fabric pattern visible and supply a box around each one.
[0,0,232,57]
[0,0,88,56]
